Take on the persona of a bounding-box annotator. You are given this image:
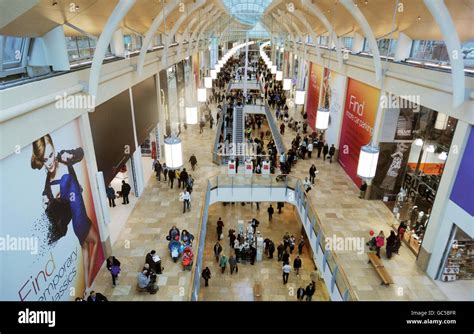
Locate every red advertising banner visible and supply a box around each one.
[306,62,323,131]
[338,78,380,187]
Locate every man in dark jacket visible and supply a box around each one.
[154,160,162,180]
[323,142,329,161]
[267,204,274,221]
[168,169,176,189]
[328,144,336,163]
[145,250,162,274]
[293,256,302,275]
[268,241,275,259]
[202,267,211,286]
[121,180,131,204]
[106,185,116,207]
[213,242,222,262]
[309,164,317,184]
[282,251,290,265]
[189,154,198,171]
[277,243,285,261]
[305,283,315,301]
[87,291,108,302]
[180,168,189,189]
[297,286,305,301]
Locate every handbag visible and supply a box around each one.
[111,265,121,276]
[45,198,72,244]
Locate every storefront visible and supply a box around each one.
[440,225,473,282]
[370,97,458,255]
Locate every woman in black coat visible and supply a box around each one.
[386,231,397,259]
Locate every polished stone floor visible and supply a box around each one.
[91,98,452,301]
[199,203,329,301]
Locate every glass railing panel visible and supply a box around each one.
[335,267,350,298]
[326,251,337,275]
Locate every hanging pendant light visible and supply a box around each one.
[210,69,217,79]
[283,78,292,91]
[197,87,207,102]
[426,144,436,153]
[271,65,277,74]
[204,76,212,88]
[434,112,448,130]
[185,107,198,125]
[357,145,380,179]
[414,138,424,146]
[215,64,221,73]
[276,70,283,81]
[295,90,306,105]
[164,136,183,169]
[316,107,330,130]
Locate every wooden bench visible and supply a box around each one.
[367,253,394,286]
[253,283,263,301]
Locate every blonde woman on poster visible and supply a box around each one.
[31,134,100,291]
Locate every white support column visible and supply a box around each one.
[423,0,465,108]
[422,121,471,277]
[110,28,126,57]
[393,32,412,62]
[192,12,223,55]
[88,0,136,100]
[352,32,365,54]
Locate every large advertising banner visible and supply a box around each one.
[306,62,323,131]
[159,69,170,135]
[0,120,105,301]
[371,142,412,199]
[321,68,346,147]
[167,65,178,134]
[338,78,380,187]
[192,53,200,89]
[176,61,185,124]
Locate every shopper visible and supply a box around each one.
[280,123,285,135]
[217,217,224,240]
[162,163,168,181]
[219,253,228,273]
[309,164,317,184]
[229,255,238,275]
[87,291,108,302]
[375,231,385,258]
[201,267,211,287]
[106,185,116,207]
[293,256,302,276]
[277,202,284,214]
[180,168,189,189]
[328,144,336,163]
[189,154,198,171]
[305,283,315,301]
[182,190,191,213]
[359,181,368,199]
[386,230,397,259]
[317,140,323,159]
[297,286,305,301]
[154,160,162,180]
[303,177,312,193]
[213,241,222,262]
[137,270,158,294]
[282,263,291,284]
[277,243,285,261]
[282,251,290,265]
[307,141,313,158]
[267,204,274,221]
[121,180,131,204]
[298,237,305,255]
[268,240,275,259]
[323,142,329,161]
[168,169,176,189]
[106,256,121,287]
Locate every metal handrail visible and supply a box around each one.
[188,173,358,301]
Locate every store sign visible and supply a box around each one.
[450,127,474,217]
[338,78,380,187]
[0,120,105,300]
[371,142,412,198]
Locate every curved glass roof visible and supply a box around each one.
[222,0,272,26]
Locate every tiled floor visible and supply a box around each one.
[199,203,329,301]
[91,96,455,301]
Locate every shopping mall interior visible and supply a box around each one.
[0,0,473,305]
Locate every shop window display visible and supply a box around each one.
[441,227,473,281]
[376,99,457,255]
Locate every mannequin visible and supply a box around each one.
[409,206,419,229]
